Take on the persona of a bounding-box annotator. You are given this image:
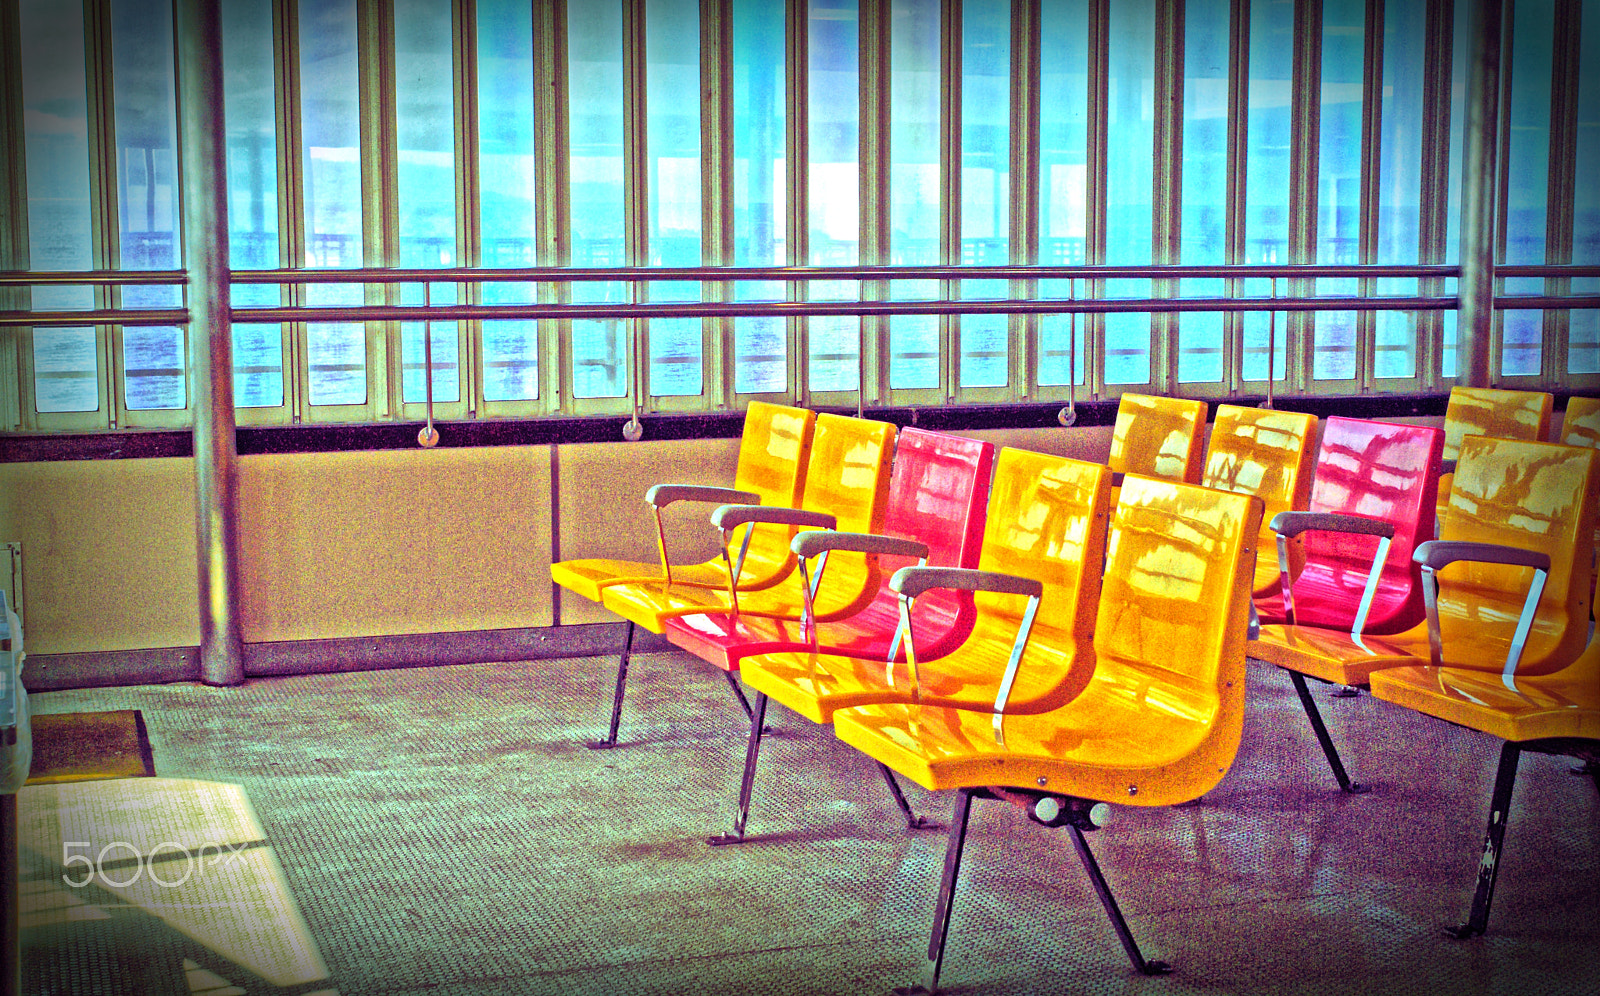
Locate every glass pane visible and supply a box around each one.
[647,0,703,397]
[123,327,186,410]
[890,0,940,390]
[1501,0,1554,377]
[1372,0,1426,380]
[1312,0,1362,382]
[402,315,461,404]
[32,329,100,413]
[232,324,285,408]
[478,0,538,399]
[1243,0,1292,383]
[733,0,787,393]
[569,1,628,398]
[306,323,367,406]
[1572,2,1600,375]
[959,0,1010,388]
[1038,0,1088,387]
[1441,0,1470,379]
[1178,0,1229,384]
[1105,0,1154,385]
[114,0,180,312]
[809,0,860,393]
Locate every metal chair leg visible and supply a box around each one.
[723,670,756,719]
[1067,824,1171,976]
[876,762,936,831]
[1288,670,1369,793]
[892,788,976,996]
[1448,741,1521,939]
[586,621,635,749]
[708,692,768,846]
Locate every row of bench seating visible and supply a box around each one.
[550,391,1599,994]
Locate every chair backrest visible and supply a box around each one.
[1560,396,1600,449]
[974,448,1111,668]
[1107,393,1208,483]
[1201,405,1317,593]
[1441,386,1552,463]
[783,414,898,616]
[1288,416,1444,633]
[1434,436,1597,674]
[1093,476,1262,769]
[722,402,819,586]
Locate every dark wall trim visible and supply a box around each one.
[20,622,675,692]
[7,391,1592,464]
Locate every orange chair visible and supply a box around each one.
[719,449,1111,843]
[1558,396,1600,610]
[1365,437,1598,938]
[1200,405,1317,598]
[587,414,896,747]
[1106,392,1208,487]
[1435,386,1551,533]
[833,476,1263,989]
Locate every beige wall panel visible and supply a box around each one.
[956,425,1117,464]
[555,438,741,625]
[238,446,553,642]
[0,459,199,654]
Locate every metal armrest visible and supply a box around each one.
[710,504,837,532]
[887,566,1044,747]
[791,531,928,562]
[1270,510,1396,540]
[1412,540,1550,675]
[644,484,760,509]
[1270,511,1396,639]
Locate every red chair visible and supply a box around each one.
[663,428,993,673]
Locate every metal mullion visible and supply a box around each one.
[357,0,395,424]
[1152,0,1182,396]
[1009,0,1040,403]
[1085,0,1108,398]
[85,0,119,429]
[275,0,306,423]
[623,0,648,417]
[1224,0,1249,394]
[940,0,961,403]
[703,0,733,410]
[454,0,481,418]
[1357,0,1384,391]
[534,0,569,415]
[1542,0,1579,383]
[1286,0,1321,395]
[860,0,891,411]
[787,0,807,404]
[1415,0,1453,391]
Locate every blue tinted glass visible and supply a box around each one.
[569,2,627,398]
[1037,0,1088,387]
[1177,0,1229,384]
[732,0,787,393]
[1501,0,1554,377]
[889,0,940,390]
[1373,0,1426,380]
[809,0,860,393]
[1313,0,1363,382]
[1105,0,1153,385]
[960,0,1010,388]
[1243,0,1291,383]
[647,0,703,397]
[1571,0,1600,374]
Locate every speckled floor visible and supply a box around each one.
[14,652,1600,995]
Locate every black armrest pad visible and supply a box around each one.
[792,531,929,561]
[711,504,837,532]
[890,566,1042,601]
[645,484,761,509]
[1413,540,1551,573]
[1270,510,1396,540]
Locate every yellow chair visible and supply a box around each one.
[549,401,815,604]
[1107,393,1208,485]
[1200,404,1317,598]
[588,413,896,747]
[1557,396,1600,611]
[718,449,1111,842]
[1365,439,1598,939]
[833,476,1263,989]
[1435,386,1551,533]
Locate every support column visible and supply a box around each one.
[176,0,245,686]
[1456,0,1501,386]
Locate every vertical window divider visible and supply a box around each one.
[86,0,120,428]
[358,0,398,420]
[1287,0,1321,395]
[940,0,962,403]
[703,0,735,411]
[1153,0,1184,397]
[274,0,307,423]
[1010,0,1041,403]
[1357,0,1384,392]
[1543,0,1580,382]
[1,0,30,430]
[1224,0,1248,395]
[785,0,808,405]
[861,0,891,413]
[624,0,648,420]
[533,0,570,414]
[1085,0,1108,398]
[454,0,482,418]
[1415,0,1454,392]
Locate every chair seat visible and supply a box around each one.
[1249,624,1425,685]
[665,594,964,672]
[551,558,740,604]
[741,614,1088,723]
[833,657,1232,805]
